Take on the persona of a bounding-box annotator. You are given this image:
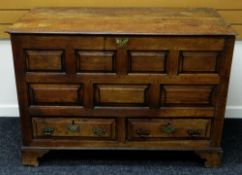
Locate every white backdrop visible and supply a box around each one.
[0,40,241,118]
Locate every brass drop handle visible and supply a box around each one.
[187,129,202,137]
[42,127,55,136]
[135,128,150,137]
[92,127,107,137]
[66,120,80,133]
[115,38,129,48]
[161,123,176,134]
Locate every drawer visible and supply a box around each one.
[127,118,211,140]
[32,118,117,140]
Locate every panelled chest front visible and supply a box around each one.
[7,8,236,167]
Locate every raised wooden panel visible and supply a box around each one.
[76,51,116,73]
[127,118,211,140]
[94,84,149,107]
[161,85,216,106]
[29,84,83,105]
[26,50,64,72]
[32,118,116,139]
[178,51,220,74]
[128,51,167,73]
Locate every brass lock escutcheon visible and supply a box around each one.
[42,127,55,136]
[161,122,177,134]
[115,38,129,48]
[135,128,150,137]
[92,127,107,137]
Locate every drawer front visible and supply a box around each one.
[32,118,117,139]
[127,118,211,140]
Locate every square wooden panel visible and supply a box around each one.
[128,51,168,73]
[160,85,216,106]
[25,50,64,72]
[29,84,83,106]
[94,84,150,107]
[178,51,220,74]
[76,51,116,73]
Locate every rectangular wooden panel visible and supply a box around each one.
[76,51,116,73]
[178,51,220,74]
[94,84,149,107]
[128,51,167,73]
[127,118,211,140]
[26,50,64,72]
[32,118,116,139]
[29,84,83,105]
[161,85,216,106]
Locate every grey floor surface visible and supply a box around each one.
[0,117,242,175]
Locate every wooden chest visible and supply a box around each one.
[7,8,236,167]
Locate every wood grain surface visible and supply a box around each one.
[1,1,242,39]
[6,8,235,35]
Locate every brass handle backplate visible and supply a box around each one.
[67,125,80,133]
[135,128,150,137]
[161,123,176,134]
[92,127,107,137]
[115,38,129,48]
[187,129,202,137]
[66,120,80,133]
[42,127,55,136]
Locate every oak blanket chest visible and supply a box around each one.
[7,8,236,167]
